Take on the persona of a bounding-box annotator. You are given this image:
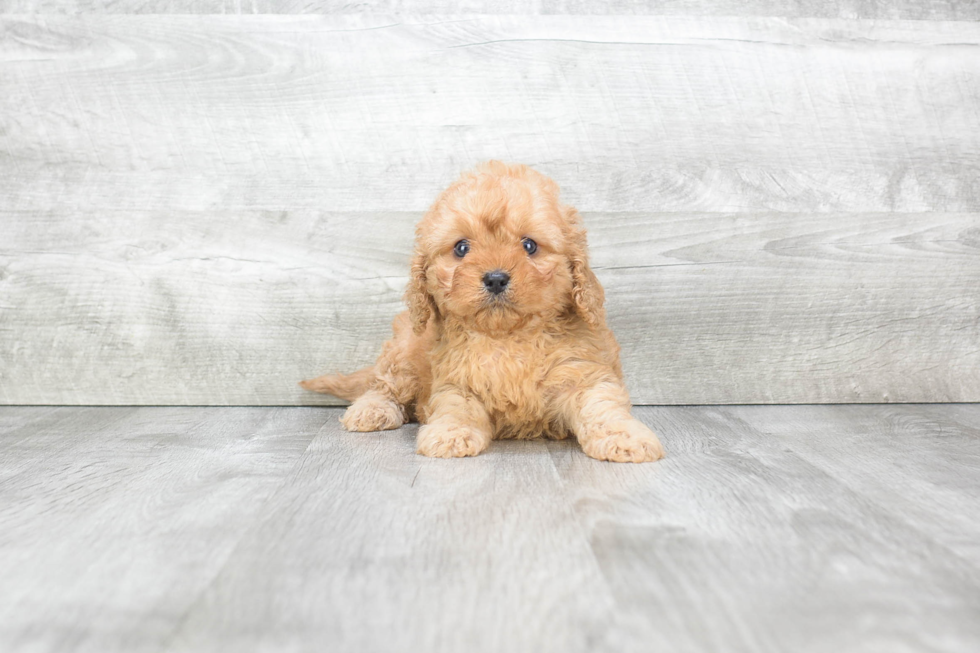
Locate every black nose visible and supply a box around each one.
[483,270,510,295]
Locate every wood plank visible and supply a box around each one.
[0,406,320,653]
[163,415,621,653]
[2,15,979,214]
[724,404,980,562]
[0,407,141,482]
[1,209,977,405]
[2,14,978,405]
[597,211,980,404]
[0,406,63,448]
[1,405,978,651]
[547,405,980,653]
[2,1,978,20]
[0,209,416,406]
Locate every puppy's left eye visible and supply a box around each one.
[522,237,538,255]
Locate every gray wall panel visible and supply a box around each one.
[1,13,977,404]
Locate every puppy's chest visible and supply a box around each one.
[437,335,556,433]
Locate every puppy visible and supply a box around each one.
[302,161,663,462]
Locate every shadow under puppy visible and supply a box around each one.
[302,161,663,462]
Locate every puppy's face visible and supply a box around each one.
[408,162,602,334]
[426,188,573,332]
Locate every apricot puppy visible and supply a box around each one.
[302,161,663,462]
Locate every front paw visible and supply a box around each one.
[416,421,490,458]
[340,391,405,432]
[581,418,664,463]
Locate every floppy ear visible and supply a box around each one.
[565,207,606,329]
[405,252,436,335]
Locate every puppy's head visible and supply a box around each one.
[406,161,604,334]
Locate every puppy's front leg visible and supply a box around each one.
[341,388,406,432]
[562,380,664,463]
[416,386,492,458]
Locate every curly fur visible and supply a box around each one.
[302,161,663,462]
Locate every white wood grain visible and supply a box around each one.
[2,14,979,405]
[723,404,980,562]
[2,16,979,214]
[2,405,979,652]
[0,407,321,653]
[2,1,978,19]
[164,419,620,653]
[547,405,980,653]
[2,209,977,405]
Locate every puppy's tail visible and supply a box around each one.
[299,366,375,401]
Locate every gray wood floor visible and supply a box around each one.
[1,405,978,653]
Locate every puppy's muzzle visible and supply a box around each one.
[483,270,510,295]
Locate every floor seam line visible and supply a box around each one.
[153,409,336,653]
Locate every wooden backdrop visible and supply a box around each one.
[1,3,978,405]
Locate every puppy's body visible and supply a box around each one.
[435,314,616,440]
[302,162,663,462]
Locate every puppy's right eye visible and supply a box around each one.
[453,239,470,258]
